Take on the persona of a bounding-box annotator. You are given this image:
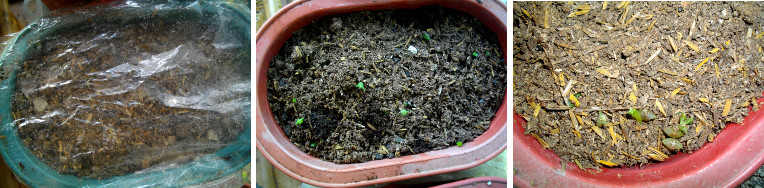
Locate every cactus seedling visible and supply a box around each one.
[355,82,365,90]
[457,141,463,147]
[310,143,317,148]
[295,118,304,125]
[292,98,296,103]
[472,52,479,57]
[423,32,431,41]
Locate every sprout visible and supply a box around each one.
[295,118,304,125]
[677,112,694,134]
[472,52,479,57]
[596,111,608,127]
[486,52,491,56]
[355,82,365,90]
[457,141,463,147]
[423,32,431,41]
[292,98,296,103]
[628,109,643,123]
[310,143,317,148]
[400,109,409,116]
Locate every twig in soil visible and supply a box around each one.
[575,107,641,112]
[643,49,661,65]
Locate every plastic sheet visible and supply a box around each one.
[0,0,250,187]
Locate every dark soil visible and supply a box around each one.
[514,1,764,170]
[267,6,506,163]
[12,16,249,178]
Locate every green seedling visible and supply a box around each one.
[596,111,608,127]
[292,98,297,103]
[472,52,479,57]
[677,112,693,133]
[423,32,431,41]
[400,109,409,116]
[310,143,317,148]
[457,141,463,147]
[355,82,365,90]
[486,52,491,56]
[628,109,643,123]
[295,118,304,125]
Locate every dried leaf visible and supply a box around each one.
[722,99,731,117]
[657,69,678,76]
[569,94,580,107]
[669,37,677,53]
[696,120,703,133]
[608,125,619,143]
[684,40,700,53]
[568,5,591,17]
[597,160,618,167]
[648,154,666,161]
[629,92,637,104]
[596,68,613,77]
[671,88,681,97]
[592,126,605,140]
[757,31,764,39]
[648,147,669,158]
[709,48,720,53]
[602,1,608,10]
[695,57,709,71]
[656,100,667,116]
[555,42,578,50]
[617,1,630,9]
[644,49,661,65]
[698,98,710,104]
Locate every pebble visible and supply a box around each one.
[407,46,418,54]
[33,97,48,113]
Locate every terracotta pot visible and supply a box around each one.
[432,177,507,188]
[513,91,764,187]
[255,0,507,187]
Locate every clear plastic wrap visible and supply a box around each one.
[0,0,250,187]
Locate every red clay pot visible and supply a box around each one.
[514,92,764,187]
[432,177,507,188]
[255,0,507,187]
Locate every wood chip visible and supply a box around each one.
[597,160,618,167]
[657,69,678,76]
[698,98,710,104]
[669,37,677,53]
[592,126,605,140]
[671,88,681,97]
[684,40,700,53]
[596,68,613,77]
[532,133,550,148]
[555,42,578,50]
[695,57,709,71]
[709,48,720,54]
[656,100,667,116]
[722,99,731,117]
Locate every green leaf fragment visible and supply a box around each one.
[295,118,304,125]
[628,109,643,123]
[423,32,431,41]
[472,52,479,57]
[310,143,316,148]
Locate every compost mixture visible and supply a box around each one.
[12,17,250,178]
[514,1,764,171]
[267,7,506,163]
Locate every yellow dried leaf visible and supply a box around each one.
[597,160,618,167]
[576,115,584,127]
[629,92,637,104]
[632,83,638,93]
[617,1,630,9]
[679,77,693,84]
[596,68,612,77]
[709,48,720,53]
[533,103,541,117]
[648,19,657,31]
[648,154,666,162]
[648,147,669,158]
[568,5,591,17]
[570,94,580,107]
[532,133,549,148]
[622,151,640,160]
[698,98,710,104]
[657,69,678,76]
[603,1,608,9]
[574,159,585,170]
[544,9,549,29]
[559,72,565,86]
[715,63,720,78]
[522,9,531,19]
[671,88,681,97]
[695,57,709,71]
[608,125,619,143]
[656,100,667,116]
[722,99,731,117]
[725,40,730,46]
[592,126,605,140]
[668,37,677,53]
[696,121,703,133]
[757,31,764,39]
[684,40,699,52]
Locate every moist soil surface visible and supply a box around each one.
[514,1,764,171]
[12,17,249,178]
[267,7,506,163]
